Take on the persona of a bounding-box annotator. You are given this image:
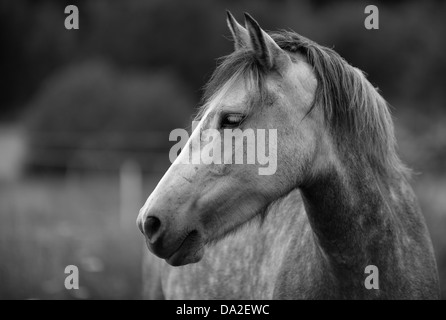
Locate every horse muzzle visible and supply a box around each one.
[137,211,205,266]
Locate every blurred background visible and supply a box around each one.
[0,0,445,299]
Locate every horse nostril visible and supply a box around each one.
[143,216,162,241]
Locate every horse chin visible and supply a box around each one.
[165,230,205,267]
[166,245,205,267]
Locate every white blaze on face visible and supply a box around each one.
[139,81,232,218]
[139,71,274,220]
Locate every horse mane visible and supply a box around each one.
[198,30,408,178]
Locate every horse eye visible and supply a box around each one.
[221,113,245,128]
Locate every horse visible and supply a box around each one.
[136,12,440,299]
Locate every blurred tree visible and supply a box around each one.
[25,60,194,173]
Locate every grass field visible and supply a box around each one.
[0,174,445,299]
[0,175,159,299]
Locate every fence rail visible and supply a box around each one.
[26,130,175,173]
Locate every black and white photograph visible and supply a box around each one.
[1,0,445,303]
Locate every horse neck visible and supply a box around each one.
[299,147,418,285]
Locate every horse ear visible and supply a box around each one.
[244,13,289,71]
[226,11,249,50]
